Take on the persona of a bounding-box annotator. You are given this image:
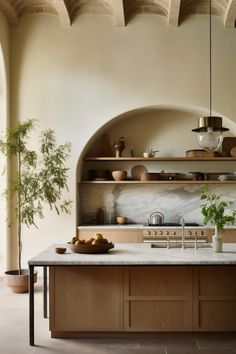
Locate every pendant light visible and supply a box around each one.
[192,0,229,152]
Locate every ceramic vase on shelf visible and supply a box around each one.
[212,225,223,253]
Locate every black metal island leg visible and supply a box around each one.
[29,265,35,346]
[43,266,48,318]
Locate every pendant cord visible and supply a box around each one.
[209,0,212,117]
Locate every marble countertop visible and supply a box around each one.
[28,243,236,266]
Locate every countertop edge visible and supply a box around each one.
[28,243,236,266]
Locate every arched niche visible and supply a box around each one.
[0,43,8,274]
[76,105,236,226]
[76,105,236,180]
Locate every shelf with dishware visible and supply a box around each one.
[81,155,236,184]
[83,156,236,161]
[79,180,236,184]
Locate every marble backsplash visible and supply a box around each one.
[80,184,236,225]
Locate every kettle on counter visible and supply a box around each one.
[147,211,164,225]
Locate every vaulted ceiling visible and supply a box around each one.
[0,0,235,28]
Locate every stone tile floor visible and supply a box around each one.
[0,278,236,354]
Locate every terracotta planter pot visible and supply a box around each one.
[4,269,38,294]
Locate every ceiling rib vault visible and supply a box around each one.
[0,0,235,28]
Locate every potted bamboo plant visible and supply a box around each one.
[200,187,236,252]
[0,119,72,293]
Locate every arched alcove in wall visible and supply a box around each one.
[76,105,236,181]
[76,105,236,227]
[0,43,8,274]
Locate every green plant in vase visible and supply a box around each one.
[0,119,72,292]
[200,187,236,252]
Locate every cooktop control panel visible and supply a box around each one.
[143,228,208,242]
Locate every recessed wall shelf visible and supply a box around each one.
[80,180,236,184]
[83,157,236,162]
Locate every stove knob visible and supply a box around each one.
[146,231,151,236]
[188,231,192,236]
[153,231,157,236]
[194,231,198,236]
[159,231,163,236]
[200,231,204,236]
[172,231,176,236]
[165,231,169,236]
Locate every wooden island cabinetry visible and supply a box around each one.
[48,243,236,337]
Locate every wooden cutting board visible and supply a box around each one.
[222,137,236,156]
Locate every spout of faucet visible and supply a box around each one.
[180,217,185,226]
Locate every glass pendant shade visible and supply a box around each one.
[192,116,229,152]
[197,127,223,152]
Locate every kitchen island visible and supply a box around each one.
[29,243,236,345]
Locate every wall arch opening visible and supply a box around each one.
[76,104,236,178]
[75,105,236,227]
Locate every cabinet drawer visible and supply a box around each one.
[198,301,236,331]
[128,300,192,331]
[198,266,236,296]
[128,266,192,296]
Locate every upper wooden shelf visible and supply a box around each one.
[83,157,236,161]
[80,180,236,184]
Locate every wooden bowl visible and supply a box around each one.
[112,170,127,181]
[116,216,127,224]
[68,242,114,254]
[55,247,66,254]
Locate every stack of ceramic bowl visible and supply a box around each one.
[217,173,236,181]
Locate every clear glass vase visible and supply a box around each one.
[212,225,223,253]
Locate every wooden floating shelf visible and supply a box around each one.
[80,180,236,184]
[83,157,236,162]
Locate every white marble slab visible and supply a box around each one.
[28,243,236,266]
[81,184,236,225]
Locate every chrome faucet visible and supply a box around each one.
[180,217,185,250]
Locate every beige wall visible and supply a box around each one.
[0,13,9,273]
[9,14,236,269]
[0,13,9,69]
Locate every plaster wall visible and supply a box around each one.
[9,14,236,268]
[0,13,9,273]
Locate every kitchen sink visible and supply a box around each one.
[151,243,212,249]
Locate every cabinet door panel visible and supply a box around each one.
[193,266,236,331]
[50,266,124,331]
